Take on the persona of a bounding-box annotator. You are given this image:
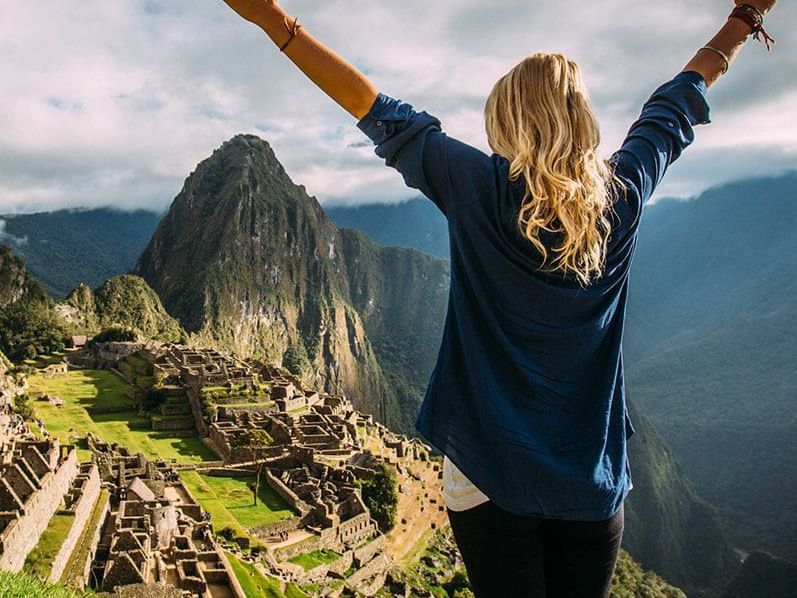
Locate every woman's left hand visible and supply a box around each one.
[221,0,277,26]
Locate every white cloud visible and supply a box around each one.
[0,219,28,246]
[0,0,794,213]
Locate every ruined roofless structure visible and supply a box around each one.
[0,437,79,572]
[90,442,244,598]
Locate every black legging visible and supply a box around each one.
[446,500,624,597]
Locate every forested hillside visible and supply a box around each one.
[625,173,797,561]
[0,208,160,297]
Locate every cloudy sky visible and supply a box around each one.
[0,0,795,214]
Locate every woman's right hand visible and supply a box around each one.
[734,0,777,14]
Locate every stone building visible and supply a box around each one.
[0,437,78,571]
[89,444,244,598]
[146,344,258,390]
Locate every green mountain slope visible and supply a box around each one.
[64,276,184,342]
[0,244,49,307]
[327,197,449,259]
[0,245,73,360]
[134,135,448,432]
[720,550,797,598]
[624,396,739,597]
[625,173,797,561]
[0,208,161,298]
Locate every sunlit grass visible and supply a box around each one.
[180,471,297,536]
[23,513,76,579]
[28,369,217,463]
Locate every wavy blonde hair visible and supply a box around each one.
[485,53,620,286]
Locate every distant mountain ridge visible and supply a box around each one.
[326,198,448,259]
[0,208,161,297]
[624,173,797,562]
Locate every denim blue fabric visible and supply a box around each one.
[357,70,711,520]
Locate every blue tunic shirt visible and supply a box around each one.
[357,70,711,520]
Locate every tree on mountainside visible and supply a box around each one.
[231,429,273,506]
[0,300,73,360]
[90,325,138,345]
[356,462,398,533]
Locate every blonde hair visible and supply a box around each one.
[485,53,620,286]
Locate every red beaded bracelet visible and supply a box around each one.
[729,4,776,51]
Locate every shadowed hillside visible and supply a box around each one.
[625,173,797,561]
[0,208,161,298]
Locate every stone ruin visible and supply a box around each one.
[10,341,443,596]
[69,341,146,370]
[203,386,438,595]
[0,436,78,572]
[89,441,245,598]
[146,344,258,390]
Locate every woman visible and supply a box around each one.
[221,1,778,596]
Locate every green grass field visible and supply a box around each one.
[180,471,297,538]
[0,570,93,598]
[24,513,76,579]
[28,369,218,463]
[60,489,110,587]
[226,553,308,598]
[287,549,341,571]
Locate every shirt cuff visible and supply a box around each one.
[650,71,712,127]
[356,92,419,145]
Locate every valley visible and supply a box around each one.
[0,137,793,597]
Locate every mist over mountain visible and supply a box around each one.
[0,208,161,298]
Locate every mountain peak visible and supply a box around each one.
[210,133,281,172]
[220,132,273,153]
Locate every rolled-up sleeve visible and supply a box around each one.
[356,93,453,216]
[612,71,711,212]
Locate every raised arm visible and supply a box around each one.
[611,0,779,215]
[221,0,378,119]
[683,0,777,87]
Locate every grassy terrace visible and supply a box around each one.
[28,369,218,463]
[226,552,308,598]
[24,512,75,579]
[288,549,341,571]
[60,489,110,587]
[0,570,93,598]
[180,471,297,539]
[398,527,437,569]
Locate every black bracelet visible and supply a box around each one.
[279,17,302,53]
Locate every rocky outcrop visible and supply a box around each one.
[0,245,48,309]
